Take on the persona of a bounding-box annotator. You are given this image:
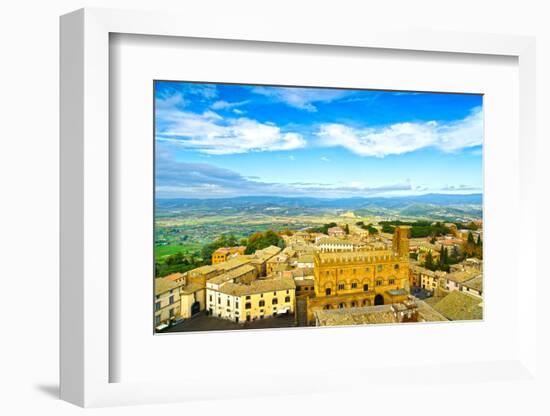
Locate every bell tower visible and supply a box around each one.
[392,225,411,258]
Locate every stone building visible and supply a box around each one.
[327,226,346,238]
[409,264,446,292]
[211,246,246,264]
[315,237,364,252]
[432,291,483,321]
[187,257,252,288]
[305,226,411,323]
[313,299,422,326]
[461,275,483,297]
[154,276,185,329]
[294,278,315,298]
[249,245,282,276]
[266,253,289,275]
[206,277,296,323]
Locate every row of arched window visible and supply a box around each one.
[323,277,398,294]
[322,263,400,277]
[322,299,371,310]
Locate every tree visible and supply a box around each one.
[462,231,478,258]
[200,233,239,264]
[224,234,238,247]
[244,229,285,254]
[437,247,450,272]
[451,245,459,259]
[475,234,483,259]
[381,224,394,233]
[424,251,435,271]
[165,251,185,266]
[439,247,447,264]
[366,224,379,235]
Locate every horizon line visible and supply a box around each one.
[155,192,483,200]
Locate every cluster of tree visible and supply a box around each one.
[423,246,460,272]
[200,234,240,265]
[355,221,379,234]
[278,229,294,237]
[155,251,202,277]
[462,231,483,259]
[454,221,480,231]
[306,222,338,235]
[380,220,450,238]
[422,231,482,272]
[244,229,285,254]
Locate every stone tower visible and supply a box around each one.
[392,225,411,258]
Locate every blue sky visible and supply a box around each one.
[155,81,483,199]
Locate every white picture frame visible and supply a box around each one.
[60,7,539,408]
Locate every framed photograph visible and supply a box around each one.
[60,7,539,408]
[152,80,484,333]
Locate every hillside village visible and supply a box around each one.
[154,220,483,332]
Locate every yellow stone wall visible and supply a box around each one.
[207,287,295,323]
[307,226,411,322]
[154,289,181,326]
[180,288,206,318]
[239,289,295,322]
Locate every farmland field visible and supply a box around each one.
[154,194,483,266]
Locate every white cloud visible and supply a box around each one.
[155,92,186,110]
[320,156,330,162]
[316,107,483,157]
[211,100,250,110]
[251,86,354,112]
[156,107,306,155]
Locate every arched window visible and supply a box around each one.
[338,282,345,290]
[394,264,400,270]
[338,302,345,309]
[351,281,358,289]
[325,288,332,296]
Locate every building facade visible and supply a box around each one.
[327,226,346,238]
[316,237,363,252]
[206,277,296,323]
[306,226,411,323]
[154,276,184,328]
[211,246,246,264]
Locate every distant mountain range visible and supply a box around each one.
[156,193,482,210]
